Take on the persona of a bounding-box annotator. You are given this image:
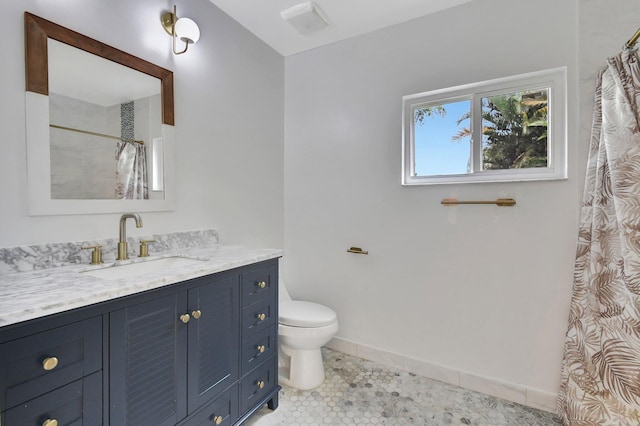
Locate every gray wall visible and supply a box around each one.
[0,0,284,248]
[283,0,579,405]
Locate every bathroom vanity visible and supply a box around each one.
[0,235,281,426]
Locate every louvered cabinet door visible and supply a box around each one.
[109,292,188,426]
[187,275,239,415]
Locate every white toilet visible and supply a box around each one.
[278,279,339,390]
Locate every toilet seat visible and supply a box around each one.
[279,301,337,327]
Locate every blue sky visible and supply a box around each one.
[414,100,472,176]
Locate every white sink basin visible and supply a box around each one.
[80,256,207,280]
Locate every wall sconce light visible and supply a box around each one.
[161,5,200,55]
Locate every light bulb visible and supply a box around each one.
[174,17,200,44]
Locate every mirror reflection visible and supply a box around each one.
[48,40,163,200]
[25,12,175,215]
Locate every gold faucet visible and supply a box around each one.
[117,213,143,260]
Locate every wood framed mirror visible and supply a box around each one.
[25,13,174,124]
[24,12,176,215]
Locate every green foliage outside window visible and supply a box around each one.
[414,90,548,171]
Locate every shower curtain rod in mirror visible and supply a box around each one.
[441,198,516,207]
[626,27,640,48]
[50,124,144,145]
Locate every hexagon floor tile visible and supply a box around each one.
[245,348,562,425]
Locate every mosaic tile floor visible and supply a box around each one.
[246,348,562,425]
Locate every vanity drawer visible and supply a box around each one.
[240,357,277,414]
[180,384,238,426]
[241,265,274,307]
[241,299,275,339]
[2,371,102,426]
[0,316,102,410]
[241,325,276,375]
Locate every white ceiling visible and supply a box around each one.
[208,0,473,56]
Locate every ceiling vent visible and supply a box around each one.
[281,2,330,35]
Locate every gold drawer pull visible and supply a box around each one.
[213,415,223,425]
[180,314,191,324]
[43,419,58,426]
[257,313,266,321]
[42,357,59,371]
[257,345,266,353]
[257,380,265,389]
[257,281,266,289]
[192,310,202,319]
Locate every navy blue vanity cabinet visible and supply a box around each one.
[0,316,103,425]
[3,371,102,425]
[178,384,238,426]
[237,263,280,423]
[109,274,239,426]
[109,292,188,425]
[186,275,239,413]
[0,258,280,426]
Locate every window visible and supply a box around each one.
[402,67,567,185]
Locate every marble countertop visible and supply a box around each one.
[0,244,283,328]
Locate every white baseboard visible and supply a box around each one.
[325,337,558,414]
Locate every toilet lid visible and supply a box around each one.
[279,301,337,327]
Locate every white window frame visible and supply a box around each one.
[402,67,567,185]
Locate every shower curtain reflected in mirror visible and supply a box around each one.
[115,101,148,199]
[115,141,148,199]
[559,49,640,425]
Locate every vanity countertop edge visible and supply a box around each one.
[0,244,283,328]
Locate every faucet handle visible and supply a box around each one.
[81,245,103,265]
[139,240,156,258]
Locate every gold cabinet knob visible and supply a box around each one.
[42,356,59,371]
[180,314,191,324]
[43,420,58,426]
[257,380,265,389]
[191,310,202,319]
[257,345,266,353]
[257,313,266,321]
[257,281,266,289]
[213,415,223,425]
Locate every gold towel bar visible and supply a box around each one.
[441,198,516,207]
[347,247,369,255]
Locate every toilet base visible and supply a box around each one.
[278,345,325,390]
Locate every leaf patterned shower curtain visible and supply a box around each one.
[558,49,640,425]
[115,101,148,199]
[115,141,148,199]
